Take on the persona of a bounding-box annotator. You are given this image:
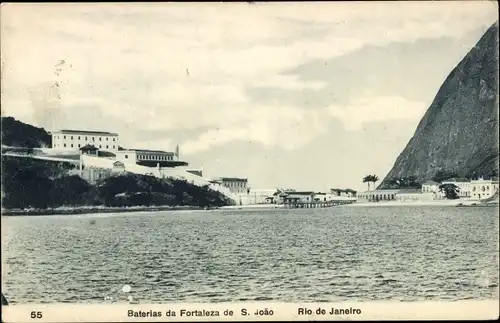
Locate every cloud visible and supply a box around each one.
[1,2,497,155]
[181,105,330,154]
[326,96,428,131]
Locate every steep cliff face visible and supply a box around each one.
[379,22,499,188]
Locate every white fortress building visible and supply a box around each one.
[51,130,119,151]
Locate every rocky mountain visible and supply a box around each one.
[379,22,499,188]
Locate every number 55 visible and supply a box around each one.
[30,311,42,319]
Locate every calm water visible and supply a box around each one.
[1,206,499,304]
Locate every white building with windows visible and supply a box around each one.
[210,177,249,194]
[115,148,187,166]
[421,180,439,193]
[470,177,499,200]
[51,130,119,151]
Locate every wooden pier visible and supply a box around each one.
[283,200,355,209]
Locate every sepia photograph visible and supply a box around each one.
[1,1,499,321]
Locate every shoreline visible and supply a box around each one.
[3,199,497,216]
[343,200,498,207]
[1,205,208,216]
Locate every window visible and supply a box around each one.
[78,144,80,148]
[92,137,95,141]
[113,145,115,149]
[78,136,80,140]
[71,136,73,140]
[71,144,73,148]
[64,143,66,147]
[106,145,108,149]
[125,155,128,159]
[113,138,115,142]
[85,137,88,141]
[99,137,102,141]
[64,135,66,139]
[106,137,108,141]
[99,145,102,148]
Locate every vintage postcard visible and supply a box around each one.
[1,1,499,322]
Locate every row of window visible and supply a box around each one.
[55,135,116,142]
[472,192,495,198]
[359,194,396,200]
[132,154,174,161]
[54,144,116,149]
[472,185,495,192]
[223,182,247,188]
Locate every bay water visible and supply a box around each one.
[2,206,498,303]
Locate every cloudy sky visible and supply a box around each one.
[1,2,498,191]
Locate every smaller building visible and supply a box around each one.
[395,188,433,201]
[115,148,188,168]
[240,189,277,205]
[282,191,315,204]
[421,180,439,193]
[211,177,249,194]
[330,188,357,198]
[470,176,499,200]
[441,177,471,198]
[357,189,398,201]
[112,161,126,173]
[81,166,112,184]
[315,192,328,202]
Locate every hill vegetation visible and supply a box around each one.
[1,153,232,212]
[1,117,52,148]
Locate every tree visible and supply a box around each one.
[362,175,371,191]
[370,174,379,190]
[439,183,460,199]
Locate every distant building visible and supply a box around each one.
[240,189,277,205]
[115,148,188,168]
[211,177,248,194]
[441,177,471,197]
[470,176,499,200]
[421,180,439,193]
[81,166,112,184]
[358,189,435,201]
[51,130,119,151]
[315,192,328,202]
[330,188,357,198]
[282,191,315,204]
[357,189,398,201]
[395,188,434,201]
[112,161,126,173]
[79,144,99,157]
